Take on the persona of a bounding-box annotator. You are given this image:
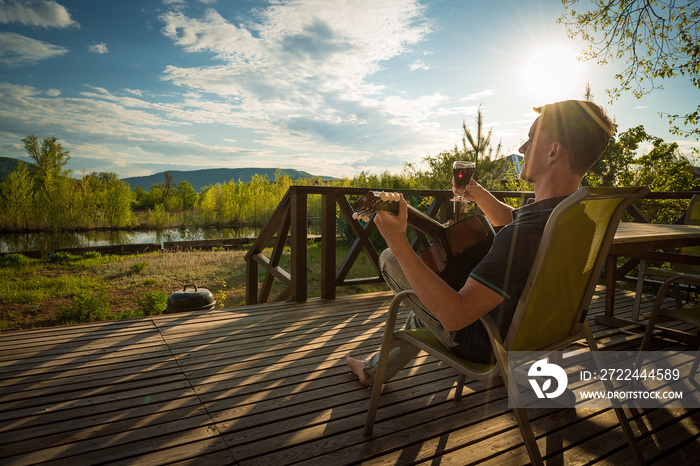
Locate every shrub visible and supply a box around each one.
[48,252,76,264]
[130,262,148,274]
[217,280,227,308]
[114,309,145,320]
[138,290,168,316]
[0,253,32,267]
[59,292,111,324]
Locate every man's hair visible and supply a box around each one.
[534,100,616,176]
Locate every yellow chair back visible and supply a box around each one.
[507,187,650,351]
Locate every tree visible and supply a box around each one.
[0,162,34,230]
[22,135,72,230]
[407,106,505,191]
[176,180,198,210]
[161,171,174,205]
[100,173,133,228]
[560,0,700,138]
[462,105,502,179]
[633,138,699,191]
[587,125,649,186]
[22,135,71,185]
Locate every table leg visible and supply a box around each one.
[605,253,617,318]
[595,254,638,328]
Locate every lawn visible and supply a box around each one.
[0,243,387,331]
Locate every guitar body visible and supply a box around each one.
[352,191,495,290]
[418,215,494,289]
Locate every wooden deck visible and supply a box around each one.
[0,287,699,465]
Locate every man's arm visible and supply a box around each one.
[375,194,505,331]
[459,179,515,227]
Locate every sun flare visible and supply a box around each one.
[520,45,586,102]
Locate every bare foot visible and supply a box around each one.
[345,354,370,386]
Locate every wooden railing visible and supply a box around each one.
[244,186,532,304]
[244,186,700,304]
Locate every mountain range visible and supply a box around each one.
[0,158,334,192]
[122,168,334,191]
[0,156,22,181]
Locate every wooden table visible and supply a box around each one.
[597,222,700,329]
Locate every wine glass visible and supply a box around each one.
[451,161,476,203]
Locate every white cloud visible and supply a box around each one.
[124,88,143,96]
[158,1,437,157]
[0,0,77,28]
[0,32,68,66]
[461,89,496,101]
[0,81,284,176]
[409,59,429,71]
[0,2,458,177]
[88,42,108,54]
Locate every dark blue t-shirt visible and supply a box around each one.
[450,196,567,363]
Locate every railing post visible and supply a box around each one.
[246,256,258,305]
[321,193,337,299]
[290,188,308,302]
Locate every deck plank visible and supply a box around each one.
[0,289,698,465]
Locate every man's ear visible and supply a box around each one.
[550,141,561,159]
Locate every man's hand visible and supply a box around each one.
[453,178,515,227]
[374,192,409,249]
[453,178,485,203]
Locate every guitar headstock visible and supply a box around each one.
[351,191,401,222]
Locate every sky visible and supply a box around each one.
[0,0,697,181]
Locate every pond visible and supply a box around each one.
[0,227,261,254]
[0,219,326,254]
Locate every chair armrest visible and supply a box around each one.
[658,273,700,292]
[385,289,419,330]
[650,273,700,316]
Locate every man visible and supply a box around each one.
[346,100,615,386]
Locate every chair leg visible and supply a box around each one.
[584,323,646,465]
[632,259,647,321]
[364,340,392,436]
[492,343,544,465]
[612,407,647,465]
[512,407,544,466]
[690,350,700,378]
[454,374,467,401]
[365,291,410,436]
[673,282,682,307]
[364,328,413,436]
[639,305,663,351]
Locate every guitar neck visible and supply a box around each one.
[352,191,448,237]
[405,205,447,237]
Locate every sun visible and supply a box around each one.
[520,45,586,102]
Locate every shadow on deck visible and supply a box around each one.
[0,288,699,465]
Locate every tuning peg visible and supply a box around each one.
[390,192,400,201]
[352,212,359,220]
[379,192,389,201]
[361,215,370,222]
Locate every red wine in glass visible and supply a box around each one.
[451,161,475,203]
[454,166,476,188]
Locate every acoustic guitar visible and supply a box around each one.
[352,191,495,290]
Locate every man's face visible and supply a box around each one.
[518,116,553,183]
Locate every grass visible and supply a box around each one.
[0,242,387,331]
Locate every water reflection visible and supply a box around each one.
[0,221,322,254]
[0,227,261,254]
